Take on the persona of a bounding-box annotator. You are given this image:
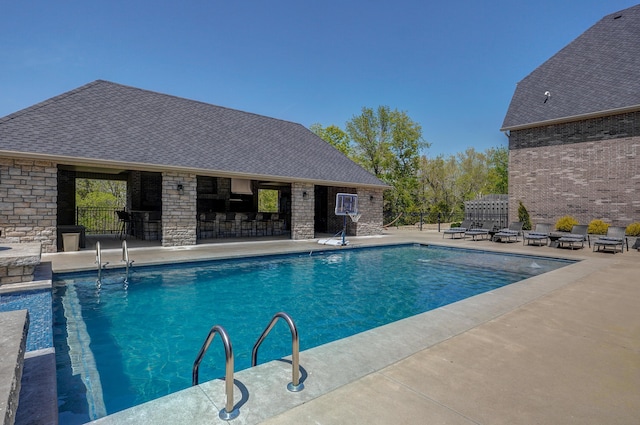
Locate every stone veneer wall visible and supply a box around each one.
[0,158,57,253]
[162,172,197,246]
[291,182,314,239]
[508,136,640,226]
[355,188,384,235]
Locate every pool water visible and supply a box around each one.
[53,244,573,422]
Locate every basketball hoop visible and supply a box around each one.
[347,212,362,223]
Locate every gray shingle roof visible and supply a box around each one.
[501,4,640,130]
[0,80,387,187]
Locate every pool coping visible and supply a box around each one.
[81,235,609,425]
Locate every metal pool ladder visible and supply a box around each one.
[95,241,109,288]
[252,311,304,392]
[192,325,239,420]
[121,240,133,285]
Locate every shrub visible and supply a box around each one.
[626,222,640,236]
[517,200,532,231]
[450,222,462,228]
[588,219,609,235]
[555,216,579,232]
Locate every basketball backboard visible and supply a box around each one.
[335,193,358,216]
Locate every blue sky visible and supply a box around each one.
[1,1,637,157]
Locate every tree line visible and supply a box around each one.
[310,105,508,224]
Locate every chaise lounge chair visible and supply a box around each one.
[557,224,589,249]
[523,223,552,246]
[465,220,496,241]
[443,220,472,239]
[592,226,628,253]
[492,222,523,243]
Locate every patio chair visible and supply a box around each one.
[557,224,589,249]
[592,226,628,253]
[116,210,132,240]
[240,213,256,237]
[492,222,523,243]
[443,220,472,239]
[256,213,271,236]
[523,223,552,246]
[219,212,236,237]
[271,213,285,235]
[465,220,496,241]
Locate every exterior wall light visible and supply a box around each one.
[177,184,184,195]
[302,191,308,198]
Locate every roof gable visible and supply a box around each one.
[0,80,386,187]
[502,4,640,130]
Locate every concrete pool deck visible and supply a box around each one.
[27,229,640,424]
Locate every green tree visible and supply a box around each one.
[418,154,460,221]
[258,189,278,212]
[76,179,126,208]
[455,147,490,203]
[346,106,428,216]
[309,123,352,157]
[486,146,508,194]
[418,146,506,223]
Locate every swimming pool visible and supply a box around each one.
[53,244,573,423]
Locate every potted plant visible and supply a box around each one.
[555,216,579,233]
[587,219,609,236]
[626,222,640,250]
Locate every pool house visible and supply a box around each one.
[0,80,388,253]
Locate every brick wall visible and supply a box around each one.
[355,188,384,235]
[291,182,314,239]
[509,111,640,149]
[322,186,384,237]
[509,136,640,226]
[162,172,197,246]
[326,187,353,234]
[0,158,57,252]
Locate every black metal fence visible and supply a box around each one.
[384,195,509,230]
[76,207,121,235]
[383,211,466,229]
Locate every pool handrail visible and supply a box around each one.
[121,240,133,284]
[251,311,304,392]
[192,325,239,420]
[95,241,109,288]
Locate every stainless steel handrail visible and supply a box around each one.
[95,241,108,288]
[192,325,239,420]
[121,240,133,285]
[251,312,304,392]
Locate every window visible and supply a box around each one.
[258,189,278,212]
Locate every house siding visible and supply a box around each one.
[508,134,640,226]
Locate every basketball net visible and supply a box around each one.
[347,212,362,223]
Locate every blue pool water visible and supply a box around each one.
[53,244,574,423]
